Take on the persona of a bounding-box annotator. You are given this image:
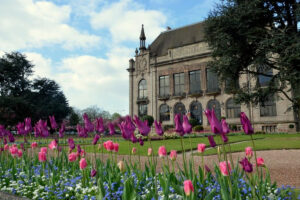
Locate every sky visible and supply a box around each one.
[0,0,220,116]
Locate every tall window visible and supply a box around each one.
[260,96,277,117]
[159,104,170,121]
[189,70,201,94]
[190,101,203,124]
[206,68,219,92]
[226,98,241,118]
[207,99,221,120]
[138,103,147,117]
[159,76,170,97]
[258,67,273,87]
[174,73,185,95]
[138,79,147,99]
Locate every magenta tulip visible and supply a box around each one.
[204,109,222,134]
[133,115,150,136]
[77,124,88,138]
[96,117,105,133]
[91,169,97,177]
[68,138,75,150]
[8,132,15,143]
[16,122,26,135]
[208,135,216,147]
[77,145,82,154]
[257,157,265,167]
[92,134,100,145]
[154,120,164,136]
[139,137,144,146]
[182,115,192,134]
[197,143,206,153]
[49,115,57,130]
[240,112,254,134]
[108,122,115,135]
[174,114,184,136]
[24,117,32,133]
[83,113,94,132]
[221,119,230,134]
[221,132,228,143]
[239,157,253,173]
[59,123,65,138]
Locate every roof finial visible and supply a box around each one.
[139,24,146,51]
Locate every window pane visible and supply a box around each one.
[189,70,201,93]
[207,69,219,92]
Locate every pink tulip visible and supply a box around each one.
[170,150,177,161]
[79,158,87,170]
[17,149,23,158]
[68,152,77,162]
[204,109,222,134]
[245,147,253,158]
[31,142,38,149]
[49,115,57,130]
[148,148,152,156]
[40,147,48,154]
[219,161,231,176]
[80,149,86,157]
[257,157,265,167]
[132,147,137,154]
[154,120,164,136]
[48,140,58,150]
[113,143,119,152]
[197,143,206,153]
[183,180,194,196]
[38,151,47,162]
[4,144,9,151]
[240,112,254,134]
[182,115,192,134]
[158,146,167,157]
[104,140,114,151]
[174,114,184,136]
[9,146,18,157]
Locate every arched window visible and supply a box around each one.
[159,104,170,121]
[226,98,241,118]
[174,102,186,121]
[207,99,221,120]
[138,79,147,99]
[260,96,276,117]
[190,101,203,124]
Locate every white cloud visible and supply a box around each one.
[24,50,130,113]
[0,0,100,51]
[90,0,167,43]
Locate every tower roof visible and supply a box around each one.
[139,24,146,40]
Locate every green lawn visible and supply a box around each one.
[197,133,300,156]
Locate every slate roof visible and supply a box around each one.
[149,21,206,57]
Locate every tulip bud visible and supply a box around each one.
[132,147,137,155]
[183,180,194,196]
[169,150,177,161]
[118,161,125,172]
[147,148,152,156]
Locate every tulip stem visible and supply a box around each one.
[227,143,234,169]
[180,136,187,174]
[188,135,195,172]
[250,134,259,176]
[201,153,205,178]
[128,141,132,165]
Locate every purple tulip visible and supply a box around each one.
[77,144,82,154]
[139,137,144,146]
[133,115,150,136]
[154,120,164,136]
[77,124,88,138]
[205,165,211,173]
[96,117,105,133]
[208,135,216,147]
[37,120,49,137]
[221,132,228,143]
[118,122,131,140]
[16,122,26,135]
[0,147,4,152]
[182,115,192,134]
[3,138,7,145]
[24,118,32,133]
[204,109,222,134]
[59,123,65,138]
[49,115,57,130]
[125,116,136,132]
[92,134,100,145]
[83,113,94,132]
[130,134,138,143]
[174,114,184,136]
[91,169,97,177]
[34,126,40,138]
[0,125,4,137]
[108,123,115,135]
[240,112,254,134]
[239,157,253,173]
[68,138,75,150]
[221,119,230,134]
[8,132,15,143]
[20,143,25,151]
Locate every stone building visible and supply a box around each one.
[127,22,297,132]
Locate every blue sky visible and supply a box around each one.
[0,0,220,115]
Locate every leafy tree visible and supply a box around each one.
[0,52,70,126]
[111,112,122,121]
[204,0,300,130]
[68,107,80,126]
[141,115,154,127]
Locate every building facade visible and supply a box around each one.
[127,22,297,132]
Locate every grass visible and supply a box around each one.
[198,133,300,156]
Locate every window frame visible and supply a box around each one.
[159,75,170,97]
[189,70,202,94]
[174,73,185,96]
[138,79,147,99]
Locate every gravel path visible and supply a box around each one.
[87,149,300,187]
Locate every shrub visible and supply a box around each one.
[230,124,238,131]
[163,125,174,132]
[188,118,200,127]
[141,115,154,127]
[193,125,204,132]
[289,124,294,129]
